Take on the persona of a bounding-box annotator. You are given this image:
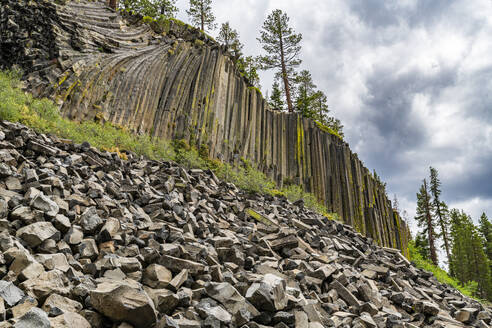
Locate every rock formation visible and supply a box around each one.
[0,0,409,251]
[0,120,488,327]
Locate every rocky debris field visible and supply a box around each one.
[0,120,488,328]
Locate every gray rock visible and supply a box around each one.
[196,298,232,323]
[13,307,50,328]
[330,280,361,307]
[79,207,103,234]
[90,281,157,328]
[143,264,172,289]
[49,312,92,328]
[16,222,59,248]
[30,194,59,217]
[0,280,25,306]
[246,274,288,312]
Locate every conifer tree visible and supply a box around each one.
[479,212,492,269]
[392,194,400,212]
[429,167,451,266]
[294,70,317,117]
[186,0,216,32]
[257,9,302,113]
[414,231,431,260]
[153,0,178,16]
[121,0,178,17]
[269,80,284,110]
[217,22,242,58]
[449,210,492,299]
[237,56,260,88]
[311,91,330,122]
[415,179,438,265]
[324,116,344,138]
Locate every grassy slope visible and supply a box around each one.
[408,240,481,300]
[0,70,334,217]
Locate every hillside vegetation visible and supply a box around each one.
[0,70,332,217]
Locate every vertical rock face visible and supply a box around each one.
[0,0,409,251]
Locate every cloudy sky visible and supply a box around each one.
[174,0,492,231]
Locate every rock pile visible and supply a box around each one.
[0,0,410,251]
[0,120,488,328]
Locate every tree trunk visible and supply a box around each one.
[200,3,204,31]
[278,25,293,112]
[436,203,452,266]
[108,0,118,10]
[424,180,438,265]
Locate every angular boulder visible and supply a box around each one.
[90,281,157,328]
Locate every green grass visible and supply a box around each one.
[408,240,480,300]
[0,70,335,218]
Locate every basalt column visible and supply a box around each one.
[0,0,409,254]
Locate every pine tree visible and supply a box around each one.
[269,80,284,110]
[449,210,492,299]
[415,179,438,265]
[294,70,317,117]
[311,90,330,123]
[392,194,400,213]
[414,231,431,260]
[186,0,216,32]
[324,116,344,138]
[237,56,260,88]
[470,226,492,299]
[153,0,178,16]
[429,167,451,267]
[479,212,492,269]
[257,9,302,113]
[121,0,178,17]
[217,22,242,58]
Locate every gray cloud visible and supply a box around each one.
[173,0,492,225]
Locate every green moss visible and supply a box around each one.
[248,86,263,97]
[315,120,342,140]
[57,72,69,87]
[246,208,276,226]
[194,39,205,47]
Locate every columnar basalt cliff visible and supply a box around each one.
[0,0,409,252]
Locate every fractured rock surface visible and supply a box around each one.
[0,0,409,250]
[0,121,488,327]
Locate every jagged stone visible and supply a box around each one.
[30,194,59,217]
[159,255,206,274]
[143,264,172,289]
[16,222,59,248]
[246,274,288,312]
[330,280,361,307]
[455,307,479,323]
[42,294,83,315]
[13,307,50,328]
[196,298,232,324]
[0,280,25,306]
[79,207,103,234]
[11,298,37,319]
[90,281,157,328]
[49,312,92,328]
